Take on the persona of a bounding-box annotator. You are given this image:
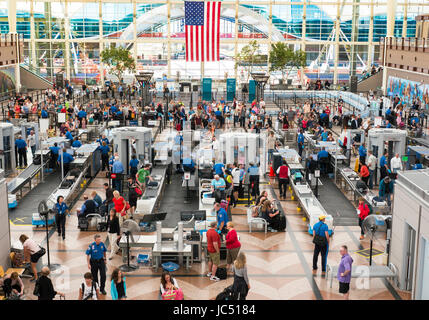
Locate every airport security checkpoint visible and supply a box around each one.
[1,1,429,304]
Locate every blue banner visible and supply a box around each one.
[226,78,236,102]
[248,80,256,103]
[202,78,212,101]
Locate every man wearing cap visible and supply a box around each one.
[312,215,330,275]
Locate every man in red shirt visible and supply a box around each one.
[206,221,221,282]
[276,160,290,200]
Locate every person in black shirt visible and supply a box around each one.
[261,200,281,231]
[107,209,121,260]
[36,267,65,300]
[104,182,114,210]
[110,268,127,300]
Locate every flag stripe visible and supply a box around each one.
[185,1,220,62]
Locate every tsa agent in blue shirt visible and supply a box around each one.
[297,130,305,157]
[317,148,329,160]
[57,148,74,175]
[55,195,69,240]
[129,155,139,176]
[72,138,82,148]
[214,202,228,233]
[112,157,124,192]
[247,163,260,197]
[41,109,49,118]
[183,157,195,173]
[358,145,367,163]
[15,135,28,168]
[213,162,225,176]
[86,234,107,295]
[312,215,330,272]
[77,109,87,120]
[317,148,329,174]
[65,129,73,142]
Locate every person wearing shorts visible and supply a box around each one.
[20,234,45,282]
[206,221,221,282]
[226,222,241,271]
[337,245,353,299]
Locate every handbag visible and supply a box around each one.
[134,187,143,196]
[312,223,327,246]
[38,247,46,257]
[175,288,184,300]
[33,279,40,297]
[162,289,177,300]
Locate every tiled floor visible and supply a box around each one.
[9,169,411,301]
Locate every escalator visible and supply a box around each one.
[357,71,383,93]
[20,63,53,90]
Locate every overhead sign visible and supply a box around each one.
[202,78,212,101]
[226,78,236,102]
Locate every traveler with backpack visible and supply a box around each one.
[312,215,330,275]
[276,160,290,200]
[78,272,100,300]
[357,198,370,240]
[110,268,127,300]
[206,221,221,282]
[232,252,250,300]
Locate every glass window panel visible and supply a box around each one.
[69,2,100,39]
[102,2,133,38]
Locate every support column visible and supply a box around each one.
[383,0,397,93]
[367,0,374,69]
[64,0,71,81]
[8,0,20,92]
[234,0,239,81]
[167,0,171,78]
[349,0,360,78]
[132,0,137,77]
[386,0,397,38]
[30,0,36,69]
[99,0,105,85]
[333,0,341,86]
[402,0,408,38]
[267,0,273,74]
[301,0,307,55]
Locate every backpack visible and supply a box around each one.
[81,282,96,300]
[215,285,236,300]
[216,267,227,280]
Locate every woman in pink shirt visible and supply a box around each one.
[226,222,241,272]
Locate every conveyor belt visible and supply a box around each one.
[317,177,359,226]
[8,172,61,225]
[158,172,199,228]
[7,158,50,194]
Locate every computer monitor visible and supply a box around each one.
[180,210,206,221]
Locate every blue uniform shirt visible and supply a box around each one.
[217,207,228,229]
[86,241,107,260]
[213,163,225,175]
[15,139,27,149]
[55,202,69,215]
[313,221,329,237]
[97,138,109,146]
[413,163,423,170]
[386,122,392,128]
[58,152,74,164]
[77,110,87,119]
[248,165,259,176]
[112,161,124,174]
[358,145,367,157]
[129,158,139,168]
[41,110,48,118]
[98,145,110,155]
[321,131,328,142]
[49,146,60,155]
[317,150,329,160]
[380,155,387,168]
[65,131,73,140]
[298,133,304,144]
[72,140,82,148]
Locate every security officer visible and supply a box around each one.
[49,142,60,169]
[97,134,109,147]
[55,196,69,240]
[71,137,82,148]
[247,162,260,197]
[65,128,74,143]
[86,234,107,295]
[57,148,74,176]
[129,154,139,177]
[15,135,28,168]
[297,130,305,158]
[98,141,110,171]
[317,147,329,175]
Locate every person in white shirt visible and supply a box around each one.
[390,153,402,174]
[78,272,100,300]
[231,163,241,207]
[212,137,220,162]
[367,150,377,189]
[19,234,44,281]
[27,130,37,156]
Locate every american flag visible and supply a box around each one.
[185,1,221,62]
